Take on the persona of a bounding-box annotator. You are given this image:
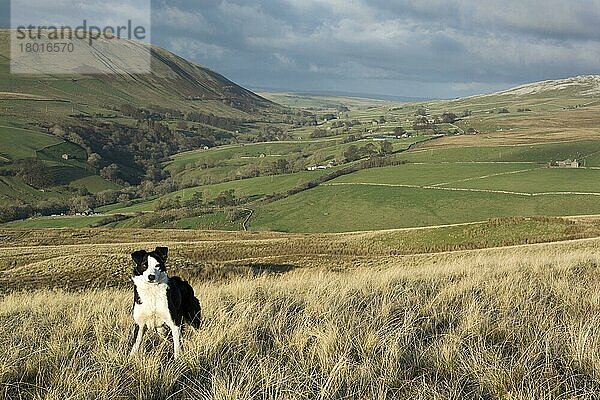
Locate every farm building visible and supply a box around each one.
[550,159,580,168]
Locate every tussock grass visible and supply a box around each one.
[4,220,600,293]
[2,247,600,399]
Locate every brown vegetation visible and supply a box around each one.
[2,240,600,398]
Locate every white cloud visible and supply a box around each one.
[153,5,211,34]
[169,37,228,60]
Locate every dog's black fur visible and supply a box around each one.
[166,276,201,329]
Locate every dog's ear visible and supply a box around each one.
[131,250,147,266]
[154,246,168,262]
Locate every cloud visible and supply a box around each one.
[168,37,228,60]
[5,0,596,98]
[153,5,211,34]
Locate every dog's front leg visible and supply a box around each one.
[169,323,182,359]
[130,323,146,357]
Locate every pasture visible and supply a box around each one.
[251,185,600,232]
[0,124,62,160]
[11,138,600,232]
[246,139,600,232]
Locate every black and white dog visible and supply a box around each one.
[129,246,201,359]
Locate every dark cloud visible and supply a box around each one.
[2,0,598,98]
[147,0,600,98]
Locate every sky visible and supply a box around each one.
[2,0,600,98]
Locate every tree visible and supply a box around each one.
[362,143,378,158]
[379,141,394,156]
[183,192,203,209]
[95,189,120,206]
[214,189,237,207]
[100,164,121,183]
[86,153,102,173]
[69,196,95,213]
[343,145,361,162]
[154,196,182,211]
[414,107,428,116]
[310,128,328,138]
[15,159,53,188]
[440,112,458,123]
[117,193,130,204]
[270,158,290,175]
[393,126,406,135]
[413,116,432,130]
[77,186,91,196]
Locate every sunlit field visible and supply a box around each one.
[3,231,600,399]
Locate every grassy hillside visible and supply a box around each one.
[0,28,287,216]
[10,136,600,232]
[0,31,273,121]
[250,185,600,232]
[3,228,600,398]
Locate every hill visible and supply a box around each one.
[488,75,600,98]
[0,30,274,120]
[0,29,290,220]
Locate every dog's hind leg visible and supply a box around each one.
[130,323,146,357]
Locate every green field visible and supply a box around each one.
[165,136,429,185]
[445,168,600,193]
[99,169,333,214]
[0,115,120,200]
[331,163,536,186]
[0,125,62,160]
[70,175,121,193]
[1,215,107,228]
[250,185,600,232]
[0,176,65,205]
[167,140,341,170]
[37,142,88,168]
[111,210,241,230]
[22,137,600,232]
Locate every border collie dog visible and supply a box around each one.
[129,246,201,359]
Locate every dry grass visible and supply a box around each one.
[417,105,600,149]
[2,241,600,399]
[4,220,600,292]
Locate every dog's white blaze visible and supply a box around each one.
[133,281,171,330]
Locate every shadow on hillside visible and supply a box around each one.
[221,262,296,278]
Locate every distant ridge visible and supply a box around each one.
[251,87,432,103]
[466,75,600,99]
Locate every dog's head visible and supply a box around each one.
[131,246,169,284]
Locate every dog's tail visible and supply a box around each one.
[186,296,202,329]
[175,277,201,329]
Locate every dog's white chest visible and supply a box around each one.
[133,283,171,329]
